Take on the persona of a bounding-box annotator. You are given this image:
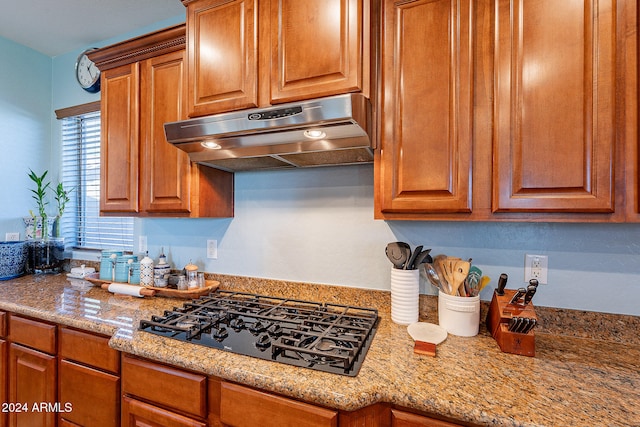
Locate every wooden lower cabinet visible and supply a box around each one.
[0,311,6,427]
[0,339,6,427]
[121,355,208,427]
[7,343,56,427]
[58,327,121,427]
[391,409,462,427]
[218,381,338,427]
[58,360,119,426]
[122,396,207,427]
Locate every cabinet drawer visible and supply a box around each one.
[122,396,206,427]
[122,355,207,419]
[8,314,56,354]
[59,327,119,374]
[0,311,6,337]
[391,409,462,427]
[220,382,338,427]
[59,360,120,427]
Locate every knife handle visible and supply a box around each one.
[496,273,508,296]
[524,284,537,305]
[509,287,526,304]
[523,319,537,334]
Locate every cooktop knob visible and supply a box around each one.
[249,320,266,335]
[229,317,245,331]
[255,333,271,350]
[213,327,228,341]
[267,324,283,337]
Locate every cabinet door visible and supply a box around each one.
[122,397,206,427]
[185,0,258,117]
[58,360,120,427]
[220,381,338,427]
[0,339,6,427]
[140,50,192,213]
[493,0,615,212]
[269,0,364,104]
[100,63,140,213]
[8,343,56,427]
[376,0,474,214]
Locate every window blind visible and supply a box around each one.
[60,110,134,251]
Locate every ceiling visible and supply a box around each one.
[0,0,186,57]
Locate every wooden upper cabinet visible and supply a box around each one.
[493,0,616,213]
[376,0,474,215]
[184,0,258,116]
[91,24,234,218]
[183,0,369,117]
[269,0,365,104]
[376,0,635,221]
[100,63,140,213]
[140,51,192,213]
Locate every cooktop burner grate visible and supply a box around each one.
[139,290,379,376]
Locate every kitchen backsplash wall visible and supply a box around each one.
[1,16,639,317]
[136,165,640,316]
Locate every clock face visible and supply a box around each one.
[76,51,101,93]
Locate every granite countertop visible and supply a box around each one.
[0,273,639,427]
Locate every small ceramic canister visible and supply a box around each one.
[129,261,140,284]
[139,252,154,287]
[114,255,137,283]
[99,250,122,281]
[154,250,171,287]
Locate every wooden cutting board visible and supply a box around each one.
[85,273,219,298]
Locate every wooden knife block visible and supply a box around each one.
[486,289,538,357]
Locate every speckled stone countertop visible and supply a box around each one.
[1,273,639,427]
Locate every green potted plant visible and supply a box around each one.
[25,169,70,274]
[26,169,51,239]
[53,182,71,238]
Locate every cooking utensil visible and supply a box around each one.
[478,276,491,293]
[432,256,452,294]
[422,263,445,292]
[464,266,482,296]
[496,273,508,295]
[450,259,470,296]
[405,245,423,270]
[385,242,411,269]
[413,249,433,268]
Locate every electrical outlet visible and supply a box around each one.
[139,235,147,253]
[5,232,19,241]
[524,254,548,284]
[207,240,218,259]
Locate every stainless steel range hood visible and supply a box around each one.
[164,93,373,172]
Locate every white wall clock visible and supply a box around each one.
[75,48,101,93]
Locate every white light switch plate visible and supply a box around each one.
[139,235,147,253]
[207,240,218,259]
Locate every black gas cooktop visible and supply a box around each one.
[139,290,379,376]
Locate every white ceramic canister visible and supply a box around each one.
[139,253,154,287]
[438,292,480,337]
[390,267,420,325]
